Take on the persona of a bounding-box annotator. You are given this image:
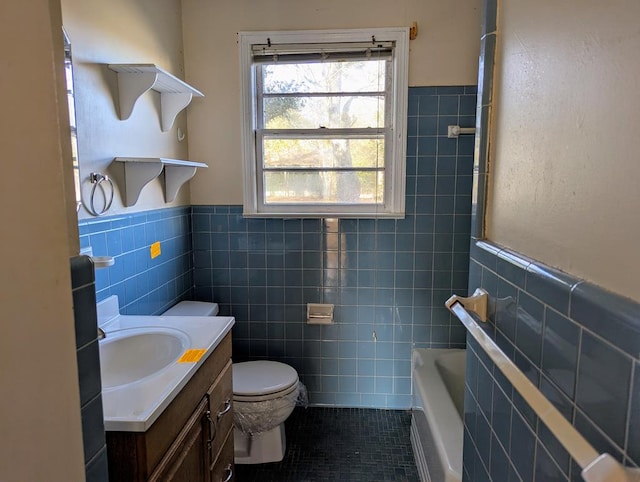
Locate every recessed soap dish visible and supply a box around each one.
[307,303,334,324]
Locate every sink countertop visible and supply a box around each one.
[99,314,234,432]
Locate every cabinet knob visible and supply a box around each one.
[205,410,217,444]
[221,464,233,482]
[208,399,232,445]
[217,399,232,420]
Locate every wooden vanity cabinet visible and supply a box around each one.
[147,397,209,482]
[106,333,235,482]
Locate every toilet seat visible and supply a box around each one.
[233,361,298,400]
[233,382,299,402]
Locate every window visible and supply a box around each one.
[239,28,409,218]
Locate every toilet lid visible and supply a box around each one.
[233,361,298,396]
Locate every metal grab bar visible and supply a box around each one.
[446,288,640,482]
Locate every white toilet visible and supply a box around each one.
[232,360,299,464]
[163,301,300,464]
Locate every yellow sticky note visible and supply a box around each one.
[178,349,206,363]
[150,241,161,259]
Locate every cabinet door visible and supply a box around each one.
[206,362,233,462]
[210,430,234,482]
[149,397,210,482]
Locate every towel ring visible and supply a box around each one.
[85,172,114,216]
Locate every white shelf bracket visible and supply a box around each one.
[111,157,207,207]
[163,163,198,203]
[112,158,164,207]
[115,72,158,120]
[161,92,194,132]
[108,64,204,130]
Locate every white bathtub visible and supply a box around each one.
[411,348,466,482]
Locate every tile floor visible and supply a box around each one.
[235,407,420,481]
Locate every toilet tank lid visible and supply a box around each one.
[163,301,219,316]
[233,361,298,396]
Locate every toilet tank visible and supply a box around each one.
[163,301,219,316]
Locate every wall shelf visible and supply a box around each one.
[112,157,207,206]
[108,64,204,131]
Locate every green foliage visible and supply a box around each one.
[261,60,386,204]
[263,72,304,125]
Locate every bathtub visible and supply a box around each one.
[411,348,466,482]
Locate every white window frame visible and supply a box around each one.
[239,28,409,218]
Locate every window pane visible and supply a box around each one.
[264,171,384,204]
[262,60,386,94]
[264,95,384,129]
[263,138,385,169]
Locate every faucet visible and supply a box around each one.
[98,327,106,340]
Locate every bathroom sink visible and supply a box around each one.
[99,328,190,389]
[95,297,235,431]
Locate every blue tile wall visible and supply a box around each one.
[70,255,108,482]
[463,242,640,482]
[191,86,477,408]
[78,206,193,315]
[464,0,639,479]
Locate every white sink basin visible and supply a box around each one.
[95,296,235,432]
[99,327,189,389]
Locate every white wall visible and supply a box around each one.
[0,1,85,480]
[486,0,640,302]
[62,0,191,218]
[182,0,482,205]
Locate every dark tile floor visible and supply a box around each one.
[235,407,420,482]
